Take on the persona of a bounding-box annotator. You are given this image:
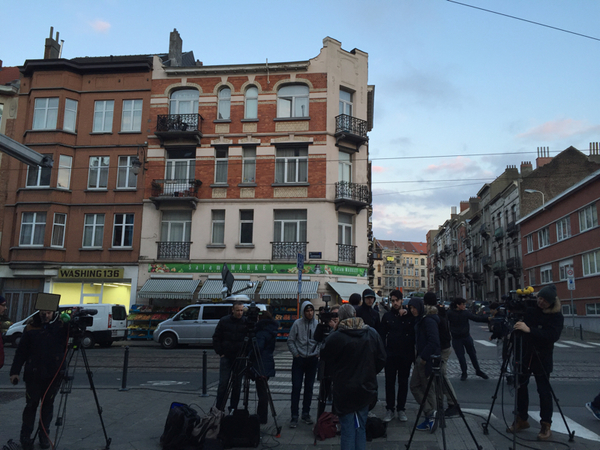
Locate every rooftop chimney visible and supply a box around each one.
[451,206,458,215]
[460,201,469,212]
[520,161,533,177]
[169,28,183,67]
[536,146,552,169]
[44,27,61,60]
[589,142,600,164]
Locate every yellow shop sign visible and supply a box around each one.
[58,268,124,279]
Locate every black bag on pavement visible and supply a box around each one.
[365,416,387,441]
[160,402,201,450]
[218,409,260,448]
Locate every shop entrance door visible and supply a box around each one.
[4,291,38,322]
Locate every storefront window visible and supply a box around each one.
[52,281,131,310]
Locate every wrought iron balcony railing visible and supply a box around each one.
[493,261,506,274]
[335,114,368,140]
[335,181,370,204]
[507,256,522,271]
[494,227,505,241]
[271,242,307,261]
[507,221,517,236]
[337,244,356,264]
[479,223,490,238]
[472,245,482,256]
[151,179,201,197]
[156,113,203,133]
[482,255,492,267]
[157,242,191,260]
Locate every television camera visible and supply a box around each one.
[490,286,537,340]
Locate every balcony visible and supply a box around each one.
[337,244,356,264]
[507,221,518,237]
[335,181,370,212]
[482,255,492,268]
[493,261,506,276]
[334,114,368,146]
[155,114,203,144]
[472,272,483,283]
[464,238,472,248]
[507,256,522,274]
[271,242,307,261]
[479,223,490,238]
[472,245,482,257]
[157,242,191,260]
[494,227,504,242]
[150,179,202,209]
[452,243,458,253]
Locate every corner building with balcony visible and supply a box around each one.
[138,33,374,324]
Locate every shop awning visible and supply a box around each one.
[138,279,201,300]
[259,281,319,300]
[198,279,258,299]
[327,282,370,302]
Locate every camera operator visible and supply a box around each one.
[9,309,69,450]
[252,310,279,424]
[508,284,564,441]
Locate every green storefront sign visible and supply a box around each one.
[149,262,366,277]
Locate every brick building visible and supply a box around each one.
[373,239,428,298]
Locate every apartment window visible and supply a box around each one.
[582,249,600,276]
[0,103,3,128]
[239,210,254,244]
[83,214,105,247]
[214,147,228,184]
[51,213,67,247]
[169,89,199,114]
[562,304,572,316]
[338,213,353,245]
[540,264,553,284]
[211,210,225,244]
[421,269,425,277]
[556,217,571,241]
[242,147,256,183]
[579,204,598,232]
[586,303,600,316]
[217,87,231,120]
[166,148,195,180]
[117,156,137,189]
[88,156,110,189]
[121,99,143,132]
[275,147,308,183]
[92,100,114,132]
[57,155,72,189]
[377,277,381,286]
[26,154,52,188]
[112,214,134,247]
[63,99,78,132]
[526,235,534,253]
[528,268,536,286]
[19,212,46,246]
[559,259,574,281]
[421,280,426,288]
[277,84,309,118]
[339,89,353,116]
[339,151,352,182]
[538,227,550,248]
[245,86,258,119]
[161,211,192,242]
[33,98,59,130]
[421,258,425,265]
[273,210,307,242]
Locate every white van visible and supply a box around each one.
[152,296,267,349]
[5,303,128,349]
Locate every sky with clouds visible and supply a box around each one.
[3,0,600,243]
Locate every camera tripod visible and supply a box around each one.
[482,329,574,449]
[52,330,111,449]
[406,356,482,450]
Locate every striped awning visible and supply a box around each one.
[138,279,201,300]
[327,281,369,302]
[198,279,258,299]
[259,281,319,300]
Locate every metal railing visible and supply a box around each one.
[156,113,203,133]
[337,244,356,263]
[482,255,492,267]
[151,179,201,197]
[335,114,368,139]
[494,227,505,241]
[271,242,307,261]
[335,181,370,204]
[157,242,191,260]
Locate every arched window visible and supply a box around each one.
[245,86,258,119]
[169,89,199,114]
[277,84,309,118]
[218,87,231,120]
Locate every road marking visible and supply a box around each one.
[561,340,595,348]
[528,411,600,441]
[474,339,496,347]
[140,380,190,386]
[587,342,600,347]
[554,342,569,348]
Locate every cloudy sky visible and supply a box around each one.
[3,0,600,242]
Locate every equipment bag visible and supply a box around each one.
[160,402,201,450]
[365,416,387,441]
[218,409,260,448]
[192,405,224,441]
[313,411,339,442]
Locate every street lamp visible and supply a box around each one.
[524,189,545,206]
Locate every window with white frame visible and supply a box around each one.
[121,99,142,132]
[540,264,553,284]
[19,212,46,246]
[562,304,572,316]
[273,210,307,242]
[214,147,228,184]
[559,258,573,281]
[528,268,536,285]
[166,148,195,180]
[338,151,352,182]
[57,155,72,189]
[51,213,66,247]
[275,147,308,183]
[169,89,199,114]
[338,213,353,245]
[88,156,110,189]
[211,210,225,244]
[26,154,52,188]
[63,99,78,132]
[112,213,134,247]
[161,210,192,242]
[82,214,105,247]
[117,156,137,189]
[277,84,309,118]
[245,86,258,119]
[339,89,353,116]
[239,210,254,244]
[33,98,59,130]
[586,303,600,316]
[556,216,571,241]
[242,147,256,183]
[526,235,534,253]
[93,100,114,132]
[218,87,231,120]
[582,249,600,276]
[538,227,550,248]
[579,204,598,232]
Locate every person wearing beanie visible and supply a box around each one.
[348,293,362,309]
[509,284,563,440]
[355,288,381,333]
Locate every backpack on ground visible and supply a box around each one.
[365,416,387,441]
[313,411,339,442]
[160,402,201,450]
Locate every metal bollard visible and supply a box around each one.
[119,346,130,391]
[200,350,209,397]
[580,324,584,341]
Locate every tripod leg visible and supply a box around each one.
[441,375,483,450]
[405,367,436,450]
[482,339,512,434]
[434,371,447,449]
[80,346,112,449]
[249,337,281,435]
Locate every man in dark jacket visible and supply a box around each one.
[213,302,248,412]
[408,297,441,432]
[380,289,414,423]
[10,310,69,450]
[508,284,564,441]
[252,310,279,424]
[0,296,6,369]
[447,298,489,381]
[321,304,386,450]
[356,288,380,332]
